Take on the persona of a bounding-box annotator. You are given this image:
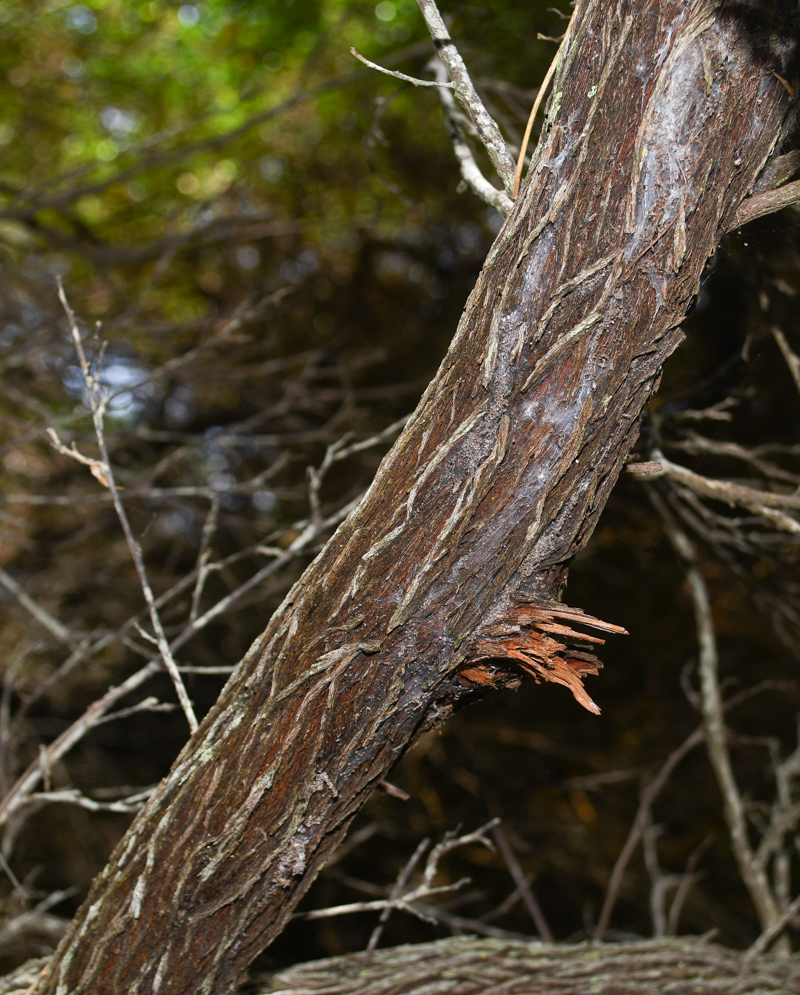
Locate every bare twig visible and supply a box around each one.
[642,817,682,938]
[595,724,705,940]
[666,836,711,936]
[297,821,498,930]
[647,451,800,537]
[428,57,513,215]
[190,498,220,624]
[490,822,553,941]
[350,47,452,88]
[772,326,800,396]
[22,786,154,815]
[366,838,428,953]
[307,416,408,529]
[513,6,577,198]
[657,496,781,933]
[743,891,800,963]
[415,0,516,193]
[0,660,161,837]
[54,281,198,733]
[0,566,76,649]
[731,178,800,230]
[595,674,795,939]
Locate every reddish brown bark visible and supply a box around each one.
[32,2,798,993]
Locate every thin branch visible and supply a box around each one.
[657,496,781,932]
[0,566,76,648]
[490,822,553,941]
[168,493,361,654]
[666,836,711,936]
[429,57,513,215]
[366,838,428,953]
[22,787,154,815]
[743,891,800,963]
[594,674,794,939]
[350,47,453,88]
[55,281,198,734]
[647,451,800,537]
[297,821,498,930]
[190,498,220,624]
[772,326,800,396]
[731,177,800,230]
[415,0,516,193]
[0,661,161,835]
[594,724,705,939]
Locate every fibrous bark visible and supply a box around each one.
[249,936,800,995]
[32,2,798,993]
[9,937,800,995]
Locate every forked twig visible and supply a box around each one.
[54,280,198,733]
[513,6,577,199]
[415,0,515,193]
[656,494,782,935]
[296,820,498,931]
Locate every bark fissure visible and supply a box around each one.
[33,2,798,993]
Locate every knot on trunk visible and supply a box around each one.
[458,601,627,715]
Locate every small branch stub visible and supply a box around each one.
[461,601,627,715]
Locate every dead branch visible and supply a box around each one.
[415,0,516,193]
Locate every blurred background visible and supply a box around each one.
[1,0,799,975]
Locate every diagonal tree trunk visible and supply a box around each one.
[32,1,798,993]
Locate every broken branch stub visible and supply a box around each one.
[33,2,799,993]
[461,601,628,715]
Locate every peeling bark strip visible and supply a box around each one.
[34,3,797,994]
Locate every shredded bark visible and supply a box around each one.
[248,937,800,995]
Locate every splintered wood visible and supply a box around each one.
[461,601,627,714]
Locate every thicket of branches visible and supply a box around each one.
[1,0,800,983]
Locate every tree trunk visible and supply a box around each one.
[32,2,798,993]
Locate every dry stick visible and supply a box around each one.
[772,326,800,396]
[297,821,498,927]
[55,280,198,734]
[171,418,407,653]
[415,0,516,193]
[512,8,577,200]
[0,493,360,837]
[595,724,705,939]
[167,492,361,654]
[428,57,513,215]
[490,823,554,942]
[666,836,711,935]
[0,567,76,649]
[743,890,800,964]
[366,838,429,953]
[642,817,681,938]
[189,498,220,624]
[350,47,453,88]
[594,672,793,939]
[646,451,800,537]
[0,660,161,834]
[657,497,781,934]
[731,177,800,229]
